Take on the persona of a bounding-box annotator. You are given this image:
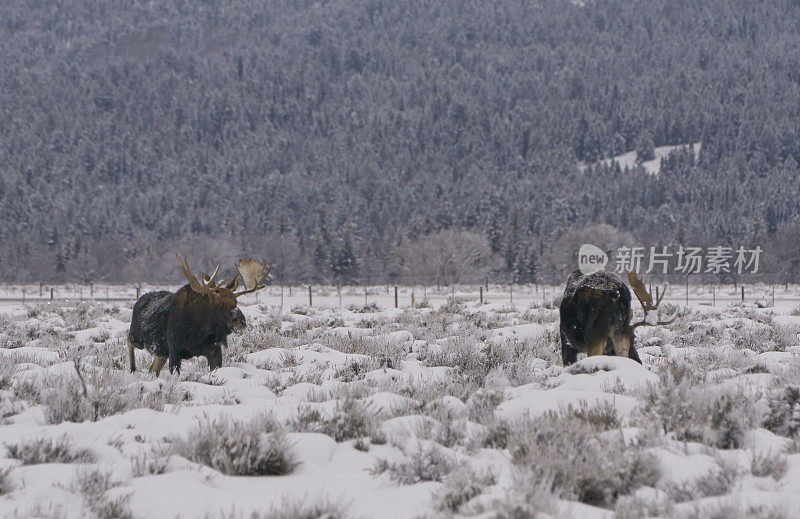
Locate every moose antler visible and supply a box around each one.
[627,271,678,329]
[233,257,273,298]
[176,254,219,295]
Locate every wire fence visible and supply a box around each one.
[1,282,799,310]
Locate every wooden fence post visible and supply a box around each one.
[741,286,745,302]
[394,285,398,308]
[308,285,313,307]
[50,287,54,301]
[479,286,483,304]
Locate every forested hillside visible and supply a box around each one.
[1,0,799,283]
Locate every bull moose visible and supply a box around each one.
[127,254,272,375]
[559,269,677,366]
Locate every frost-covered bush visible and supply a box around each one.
[751,450,788,480]
[371,441,459,485]
[40,361,185,424]
[290,396,374,442]
[420,335,496,386]
[492,471,558,518]
[763,385,800,438]
[615,493,674,519]
[218,496,350,519]
[661,459,741,503]
[639,367,756,449]
[323,333,404,370]
[52,302,108,331]
[72,468,132,519]
[348,302,381,313]
[227,322,294,363]
[172,415,297,476]
[131,445,172,477]
[466,388,504,422]
[434,466,496,513]
[0,467,14,496]
[290,305,313,316]
[5,435,93,465]
[507,414,659,508]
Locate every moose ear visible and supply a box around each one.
[225,274,240,292]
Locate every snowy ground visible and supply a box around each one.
[1,291,800,518]
[578,143,702,175]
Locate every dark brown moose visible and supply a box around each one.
[127,255,272,375]
[559,269,677,366]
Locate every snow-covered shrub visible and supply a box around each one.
[172,415,297,476]
[421,335,495,386]
[5,435,93,465]
[371,440,459,485]
[492,471,558,518]
[227,322,293,363]
[561,401,621,430]
[763,385,800,438]
[131,445,171,477]
[518,307,559,324]
[750,450,788,480]
[221,496,350,519]
[507,414,659,508]
[615,493,674,519]
[661,459,742,503]
[324,333,404,370]
[290,396,374,442]
[0,467,13,496]
[464,311,508,330]
[72,468,132,519]
[733,324,789,353]
[434,466,496,513]
[482,420,510,449]
[290,305,313,316]
[437,297,467,315]
[53,302,107,331]
[41,359,184,424]
[348,302,381,313]
[639,367,756,449]
[466,388,504,422]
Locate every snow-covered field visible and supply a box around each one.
[2,292,800,518]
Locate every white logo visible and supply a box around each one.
[578,244,608,275]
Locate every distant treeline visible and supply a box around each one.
[1,0,800,283]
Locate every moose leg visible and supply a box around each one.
[127,331,136,373]
[205,345,222,371]
[586,338,606,357]
[168,351,182,374]
[626,330,642,364]
[610,330,631,359]
[149,356,167,376]
[561,332,578,366]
